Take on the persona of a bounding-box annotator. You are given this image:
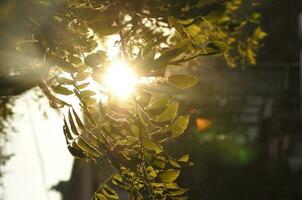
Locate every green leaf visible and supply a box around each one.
[143,139,162,154]
[159,169,180,183]
[83,97,97,105]
[153,160,166,169]
[169,160,181,168]
[52,85,73,95]
[75,72,90,81]
[81,90,96,98]
[145,95,171,110]
[76,137,101,158]
[77,64,89,72]
[204,41,226,54]
[169,188,187,196]
[94,193,107,200]
[170,115,190,138]
[63,116,73,141]
[59,60,77,73]
[151,182,165,188]
[156,101,179,122]
[185,24,200,38]
[130,124,140,137]
[164,182,179,189]
[68,55,82,65]
[68,109,80,136]
[178,154,189,162]
[67,145,86,159]
[156,40,189,64]
[112,173,122,183]
[102,185,118,200]
[137,106,150,126]
[82,132,99,150]
[77,82,90,89]
[84,51,107,68]
[56,77,74,85]
[168,75,198,89]
[72,108,85,130]
[149,169,157,178]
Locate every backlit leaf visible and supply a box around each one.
[59,60,77,73]
[156,101,179,122]
[178,154,189,162]
[102,185,118,199]
[146,95,171,110]
[52,85,73,95]
[138,106,150,126]
[56,77,74,85]
[77,82,90,89]
[68,55,82,65]
[68,109,80,136]
[75,72,90,81]
[143,139,162,154]
[81,90,96,98]
[170,115,190,138]
[168,75,198,89]
[159,169,180,183]
[84,51,107,68]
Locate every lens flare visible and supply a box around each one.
[103,60,138,100]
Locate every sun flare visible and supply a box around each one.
[103,60,138,100]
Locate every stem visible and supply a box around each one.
[135,102,156,200]
[169,54,202,65]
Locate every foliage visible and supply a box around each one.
[0,99,13,188]
[0,0,265,199]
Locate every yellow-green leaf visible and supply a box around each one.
[156,101,179,122]
[76,137,101,158]
[75,72,90,81]
[143,139,162,154]
[84,51,107,68]
[168,75,198,89]
[138,106,150,126]
[159,169,180,183]
[83,97,97,105]
[81,90,96,98]
[153,160,166,169]
[68,55,82,65]
[56,77,74,85]
[169,160,181,168]
[77,82,90,89]
[59,60,77,73]
[130,124,140,137]
[52,85,73,95]
[170,115,190,138]
[146,95,171,110]
[169,188,187,196]
[185,24,200,38]
[94,193,107,200]
[102,185,118,200]
[178,154,189,162]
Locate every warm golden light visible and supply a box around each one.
[103,60,138,100]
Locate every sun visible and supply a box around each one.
[103,59,138,100]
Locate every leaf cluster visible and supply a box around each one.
[0,0,265,199]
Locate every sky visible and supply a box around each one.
[1,91,74,200]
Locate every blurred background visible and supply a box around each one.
[0,0,302,200]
